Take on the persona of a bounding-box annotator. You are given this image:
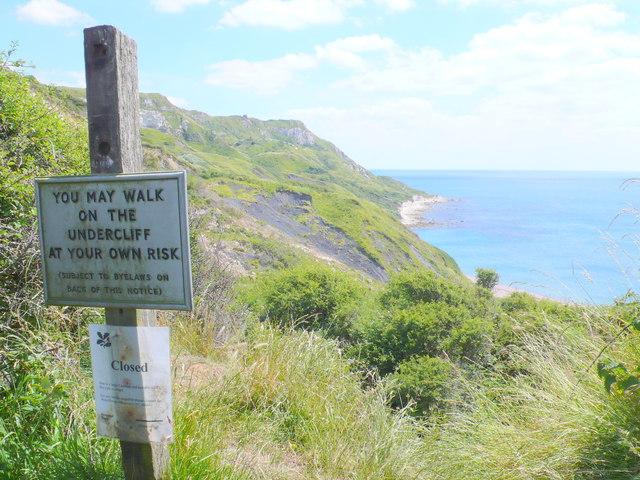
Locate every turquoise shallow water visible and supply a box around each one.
[377,170,640,305]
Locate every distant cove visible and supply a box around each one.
[378,170,640,305]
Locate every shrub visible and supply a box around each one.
[389,356,455,416]
[0,47,88,327]
[442,316,495,363]
[241,262,370,338]
[380,269,483,313]
[498,292,577,347]
[500,291,540,313]
[0,49,87,230]
[475,268,499,290]
[356,303,476,376]
[0,48,121,479]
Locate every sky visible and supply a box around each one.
[1,0,640,171]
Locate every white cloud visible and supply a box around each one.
[289,86,640,171]
[334,4,640,101]
[205,35,395,92]
[287,98,493,169]
[16,0,92,26]
[207,3,640,168]
[283,4,640,169]
[315,34,397,69]
[439,0,586,7]
[151,0,211,13]
[220,0,356,29]
[205,53,317,93]
[218,0,414,29]
[321,34,398,54]
[560,3,626,27]
[373,0,416,12]
[209,3,640,103]
[437,0,512,7]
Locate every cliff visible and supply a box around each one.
[57,87,460,281]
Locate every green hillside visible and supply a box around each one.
[58,86,459,281]
[4,51,640,480]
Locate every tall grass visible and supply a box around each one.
[417,312,640,480]
[167,300,640,479]
[170,325,428,479]
[4,274,640,479]
[4,221,640,480]
[0,317,123,480]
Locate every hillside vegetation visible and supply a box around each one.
[3,49,640,480]
[59,86,459,282]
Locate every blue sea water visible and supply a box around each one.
[377,170,640,305]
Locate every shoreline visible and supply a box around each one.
[464,274,560,301]
[398,196,565,303]
[399,195,450,228]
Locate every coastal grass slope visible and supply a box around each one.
[58,86,460,281]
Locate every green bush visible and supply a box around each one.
[352,270,500,381]
[389,356,455,416]
[380,269,484,313]
[356,303,476,376]
[241,262,371,338]
[497,292,578,351]
[500,291,540,313]
[500,291,572,318]
[442,316,495,363]
[0,47,88,327]
[0,47,121,480]
[0,50,87,230]
[596,293,640,395]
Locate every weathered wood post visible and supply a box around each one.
[83,25,169,480]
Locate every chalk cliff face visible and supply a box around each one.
[59,88,460,280]
[265,126,314,146]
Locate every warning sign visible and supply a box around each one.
[89,324,172,443]
[35,171,192,310]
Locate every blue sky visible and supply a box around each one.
[2,0,640,171]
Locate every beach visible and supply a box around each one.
[399,195,450,228]
[463,274,556,300]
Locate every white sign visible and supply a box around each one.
[89,324,172,443]
[35,172,192,310]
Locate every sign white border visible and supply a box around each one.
[35,171,193,310]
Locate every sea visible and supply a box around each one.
[376,170,640,305]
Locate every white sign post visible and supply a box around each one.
[89,325,172,443]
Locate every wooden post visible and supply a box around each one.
[84,25,170,480]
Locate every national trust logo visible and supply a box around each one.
[96,331,112,348]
